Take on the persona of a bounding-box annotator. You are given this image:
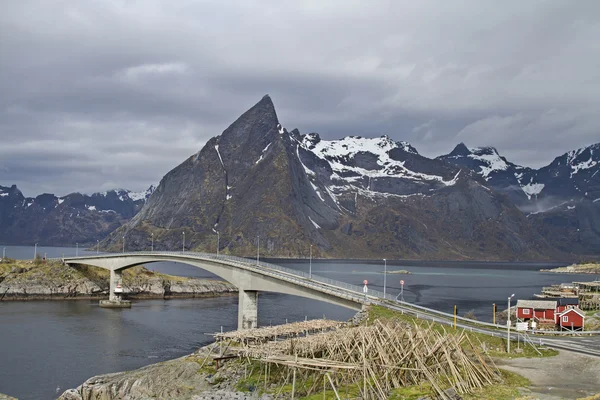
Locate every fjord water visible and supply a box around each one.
[0,246,586,400]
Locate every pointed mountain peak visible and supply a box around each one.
[447,142,472,157]
[219,95,280,145]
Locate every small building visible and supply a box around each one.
[556,308,585,331]
[556,297,579,315]
[516,299,557,322]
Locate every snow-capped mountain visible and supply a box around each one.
[0,185,154,245]
[102,95,557,260]
[438,142,600,210]
[438,142,600,255]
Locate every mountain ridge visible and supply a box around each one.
[99,96,565,260]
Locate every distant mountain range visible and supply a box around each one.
[0,185,154,246]
[3,96,598,260]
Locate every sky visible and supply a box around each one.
[1,0,599,197]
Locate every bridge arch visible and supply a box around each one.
[63,252,362,329]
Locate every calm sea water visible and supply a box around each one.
[0,246,590,400]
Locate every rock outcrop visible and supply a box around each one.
[0,261,235,301]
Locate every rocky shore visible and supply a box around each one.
[540,262,600,274]
[0,259,236,301]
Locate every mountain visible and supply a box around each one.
[101,96,557,260]
[0,185,154,246]
[438,143,600,255]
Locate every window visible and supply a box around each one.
[562,316,568,323]
[522,309,530,315]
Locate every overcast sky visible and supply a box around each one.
[1,0,599,197]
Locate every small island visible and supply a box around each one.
[0,257,236,301]
[540,262,600,274]
[387,269,412,274]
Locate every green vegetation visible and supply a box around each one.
[463,369,530,400]
[367,305,558,359]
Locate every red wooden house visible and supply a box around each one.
[556,308,585,330]
[556,297,579,314]
[516,299,557,322]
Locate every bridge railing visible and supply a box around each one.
[61,251,600,334]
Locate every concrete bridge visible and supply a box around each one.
[61,251,373,329]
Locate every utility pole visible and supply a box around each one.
[122,236,125,253]
[151,233,154,252]
[493,303,497,325]
[383,258,387,298]
[34,243,38,260]
[76,243,78,257]
[507,294,515,354]
[2,247,5,260]
[256,235,260,266]
[97,240,100,254]
[217,231,220,256]
[182,231,185,252]
[309,245,312,279]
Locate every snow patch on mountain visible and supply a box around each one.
[522,183,545,200]
[128,185,155,201]
[304,135,452,186]
[570,156,597,177]
[466,147,509,179]
[0,193,8,197]
[255,143,272,164]
[308,216,321,229]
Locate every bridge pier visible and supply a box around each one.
[238,290,258,330]
[100,269,131,308]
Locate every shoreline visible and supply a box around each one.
[540,262,600,275]
[0,291,238,302]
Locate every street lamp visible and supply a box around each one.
[76,243,78,257]
[216,231,220,256]
[151,233,154,252]
[96,240,100,254]
[122,236,125,253]
[383,259,387,298]
[309,245,312,279]
[507,293,515,353]
[256,235,260,266]
[34,243,38,260]
[182,232,185,252]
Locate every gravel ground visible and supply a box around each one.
[498,351,600,399]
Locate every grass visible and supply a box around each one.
[367,305,558,359]
[463,369,530,400]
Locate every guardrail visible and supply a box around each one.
[58,251,600,337]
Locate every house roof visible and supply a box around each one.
[558,308,585,318]
[557,298,579,306]
[516,299,557,310]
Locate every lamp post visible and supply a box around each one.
[507,293,515,354]
[76,243,78,257]
[2,247,5,260]
[383,259,387,298]
[216,231,220,256]
[34,243,38,260]
[122,236,125,253]
[151,233,154,252]
[309,245,312,279]
[256,235,260,266]
[182,232,185,252]
[96,240,100,254]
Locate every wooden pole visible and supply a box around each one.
[493,303,496,325]
[454,305,457,329]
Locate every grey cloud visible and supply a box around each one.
[1,0,599,196]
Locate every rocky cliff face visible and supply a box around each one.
[101,96,558,260]
[0,185,154,246]
[438,143,600,255]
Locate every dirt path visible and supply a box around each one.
[497,351,600,399]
